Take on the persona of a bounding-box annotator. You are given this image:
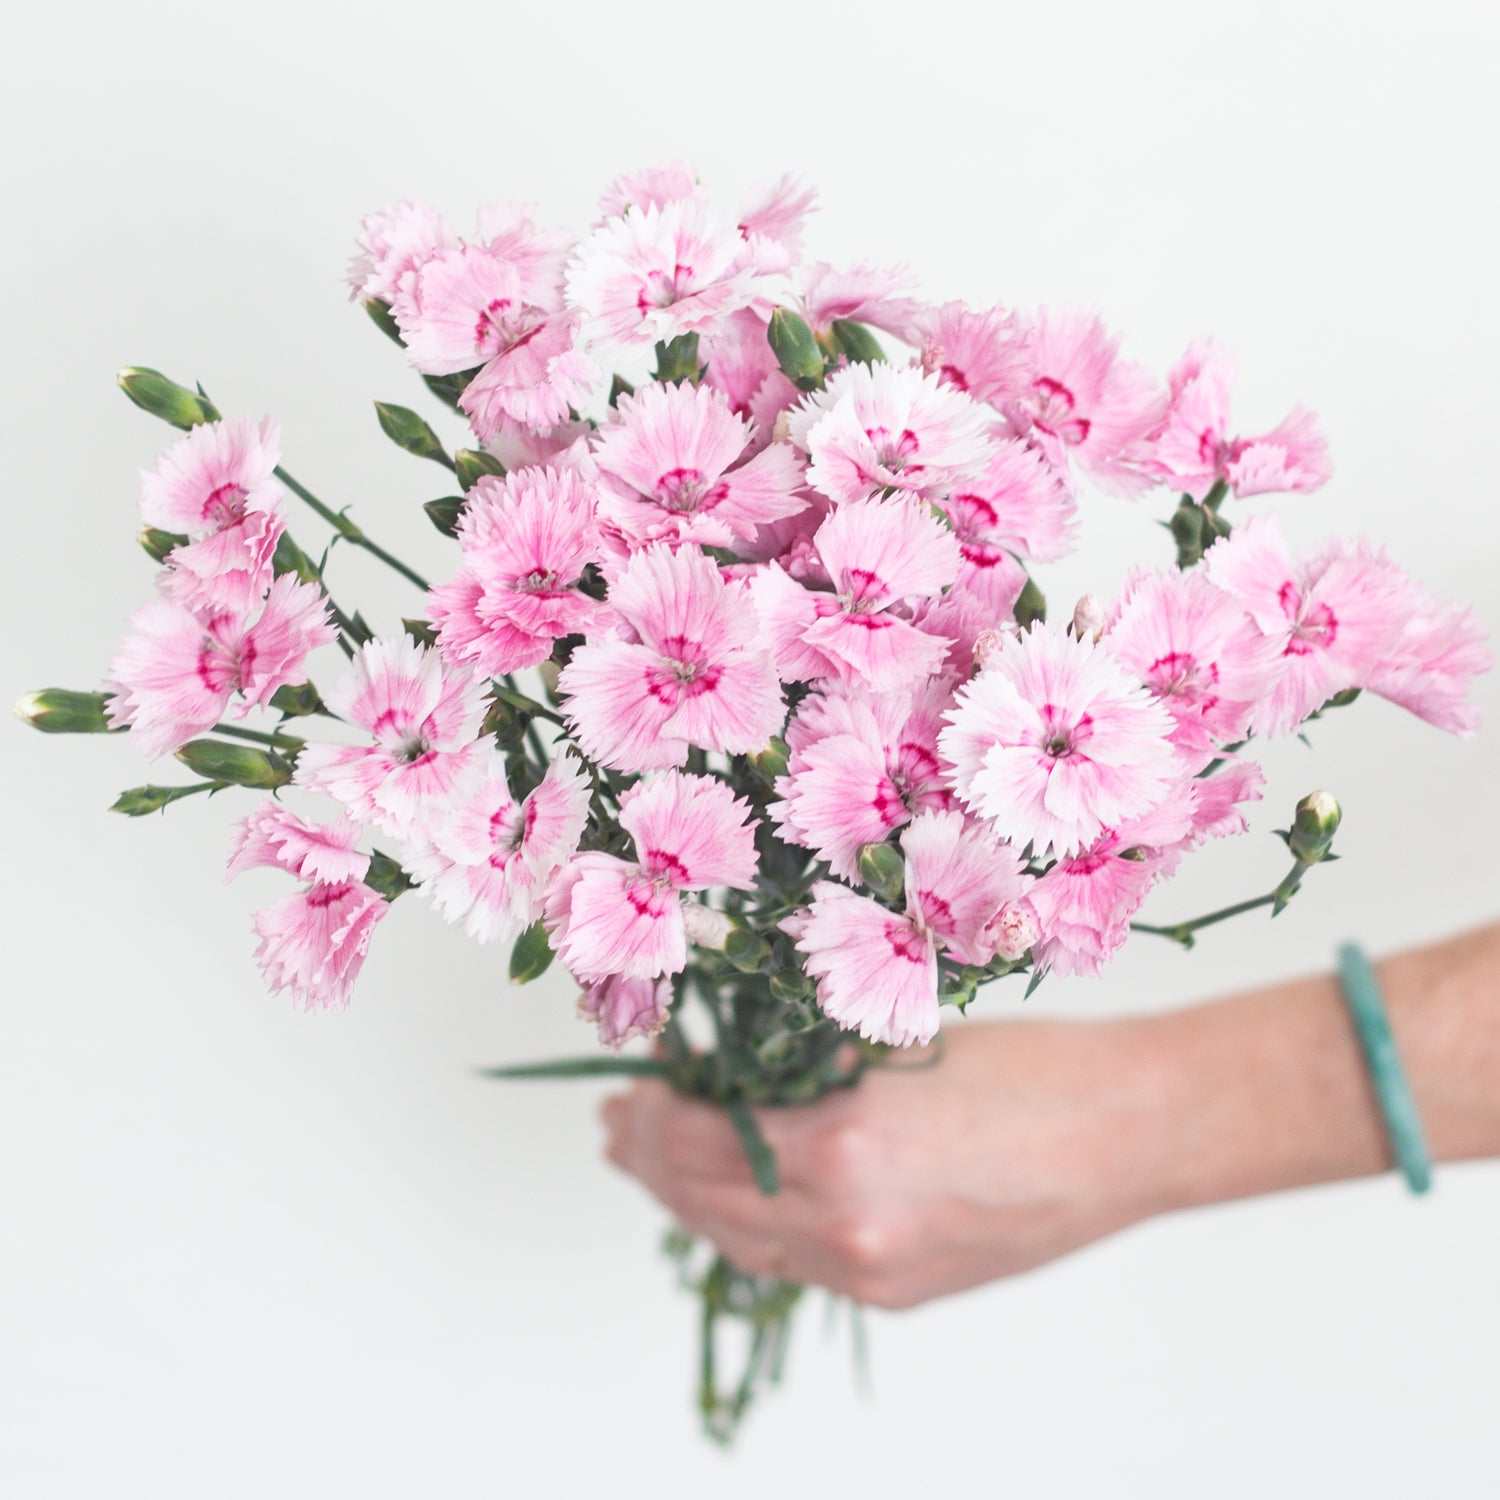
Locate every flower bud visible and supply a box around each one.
[374,401,447,463]
[827,318,885,367]
[681,904,734,951]
[15,688,116,735]
[1288,790,1342,864]
[769,968,811,1005]
[1014,576,1047,629]
[973,629,1008,672]
[653,333,701,385]
[508,920,555,984]
[174,739,296,788]
[139,526,187,564]
[117,367,221,429]
[269,682,324,717]
[1071,593,1107,643]
[986,900,1040,963]
[110,784,212,816]
[454,448,505,492]
[747,737,790,784]
[364,850,412,902]
[271,531,321,585]
[767,308,825,391]
[423,495,466,538]
[724,927,773,973]
[856,841,905,903]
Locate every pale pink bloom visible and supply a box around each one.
[578,974,673,1050]
[939,623,1180,857]
[545,772,757,981]
[1188,758,1265,841]
[347,199,458,304]
[158,512,285,618]
[105,575,335,758]
[458,313,600,440]
[1363,579,1490,735]
[248,879,388,1012]
[797,261,921,342]
[771,677,955,879]
[473,201,574,299]
[1153,340,1331,500]
[941,438,1078,566]
[915,301,1029,409]
[1107,567,1278,755]
[787,362,995,507]
[1000,309,1165,497]
[1028,845,1159,979]
[408,749,591,944]
[906,587,1012,675]
[983,900,1040,963]
[1203,515,1406,734]
[428,466,606,676]
[737,175,818,262]
[597,162,703,219]
[700,307,781,427]
[566,198,762,346]
[227,801,370,885]
[294,636,484,835]
[482,420,595,472]
[558,544,784,772]
[592,380,806,547]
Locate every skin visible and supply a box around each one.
[600,920,1500,1311]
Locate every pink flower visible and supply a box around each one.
[1000,308,1165,497]
[1203,515,1406,734]
[405,749,591,944]
[598,162,703,219]
[1106,567,1278,757]
[545,772,757,981]
[787,363,995,507]
[915,300,1029,409]
[227,802,370,885]
[941,438,1078,567]
[1029,846,1159,979]
[939,623,1180,857]
[458,313,599,440]
[737,175,818,263]
[558,544,784,772]
[749,496,960,691]
[1362,578,1490,736]
[578,974,673,1050]
[294,636,484,835]
[105,575,335,758]
[1153,340,1331,500]
[248,879,389,1012]
[1188,758,1265,840]
[591,380,806,547]
[797,262,921,342]
[771,678,955,879]
[566,199,762,346]
[347,199,458,305]
[428,465,605,676]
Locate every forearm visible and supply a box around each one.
[1132,920,1500,1217]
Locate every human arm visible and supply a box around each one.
[599,920,1500,1310]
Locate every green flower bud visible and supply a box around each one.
[653,333,701,385]
[724,928,773,974]
[767,309,825,391]
[363,298,403,345]
[768,968,811,1005]
[110,783,217,816]
[374,401,447,463]
[117,367,221,429]
[1014,576,1047,628]
[139,526,187,564]
[454,448,506,492]
[174,739,296,788]
[424,495,467,538]
[827,318,885,367]
[15,688,116,735]
[1288,790,1342,864]
[364,850,412,902]
[747,737,790,784]
[271,531,322,585]
[509,920,555,984]
[269,682,324,717]
[856,841,905,902]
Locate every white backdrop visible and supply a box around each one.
[4,2,1498,1494]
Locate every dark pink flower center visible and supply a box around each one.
[637,263,696,312]
[1038,704,1093,759]
[202,482,249,527]
[1146,650,1218,701]
[883,917,928,966]
[864,424,921,472]
[654,466,728,514]
[640,849,690,887]
[1031,377,1092,445]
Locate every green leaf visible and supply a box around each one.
[508,920,555,984]
[454,448,505,492]
[363,298,403,344]
[727,1099,780,1196]
[423,495,466,537]
[478,1056,673,1081]
[364,849,412,902]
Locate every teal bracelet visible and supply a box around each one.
[1336,943,1433,1195]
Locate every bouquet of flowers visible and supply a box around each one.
[18,163,1487,1440]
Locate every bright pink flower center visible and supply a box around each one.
[654,466,728,514]
[883,917,928,966]
[636,263,696,312]
[1031,377,1092,445]
[1146,649,1218,702]
[306,880,356,909]
[1278,584,1338,655]
[1038,704,1093,759]
[202,482,249,527]
[639,850,690,887]
[864,424,921,472]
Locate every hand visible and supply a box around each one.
[600,1018,1175,1310]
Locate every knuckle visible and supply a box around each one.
[821,1210,890,1271]
[809,1121,875,1182]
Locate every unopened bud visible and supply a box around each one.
[269,682,324,717]
[110,784,210,816]
[973,629,1008,672]
[827,319,885,367]
[653,333,701,386]
[508,920,555,984]
[682,904,735,951]
[1014,576,1047,628]
[423,495,466,538]
[767,308,825,391]
[364,850,413,902]
[1071,593,1107,643]
[15,688,116,735]
[454,448,505,492]
[271,531,321,585]
[771,411,793,445]
[856,841,906,903]
[117,367,221,429]
[1288,790,1342,864]
[748,737,790,784]
[724,927,773,973]
[174,739,296,788]
[769,968,812,1005]
[986,900,1040,963]
[139,526,187,564]
[374,401,447,463]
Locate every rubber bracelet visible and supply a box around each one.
[1336,943,1433,1195]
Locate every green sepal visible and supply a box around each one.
[364,849,412,902]
[454,448,505,492]
[110,782,220,816]
[724,928,774,974]
[508,920,555,984]
[401,617,438,649]
[1014,576,1047,628]
[363,298,403,345]
[138,526,187,563]
[14,688,118,735]
[423,495,466,537]
[856,841,905,902]
[269,682,324,717]
[767,308,825,391]
[271,531,322,585]
[826,318,885,366]
[654,333,702,385]
[608,374,635,408]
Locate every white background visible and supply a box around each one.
[3,1,1498,1494]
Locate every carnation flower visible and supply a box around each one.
[736,174,818,263]
[558,543,784,772]
[578,974,673,1050]
[566,198,762,346]
[294,636,484,835]
[347,199,458,305]
[1362,578,1490,736]
[939,622,1180,857]
[787,362,995,507]
[796,261,920,342]
[545,772,757,982]
[591,379,806,548]
[227,802,370,885]
[105,574,335,757]
[941,438,1078,567]
[428,465,606,676]
[915,300,1029,409]
[1153,340,1331,500]
[247,879,389,1012]
[457,313,599,440]
[597,161,703,219]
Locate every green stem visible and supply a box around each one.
[210,721,304,750]
[1131,859,1314,948]
[275,466,431,592]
